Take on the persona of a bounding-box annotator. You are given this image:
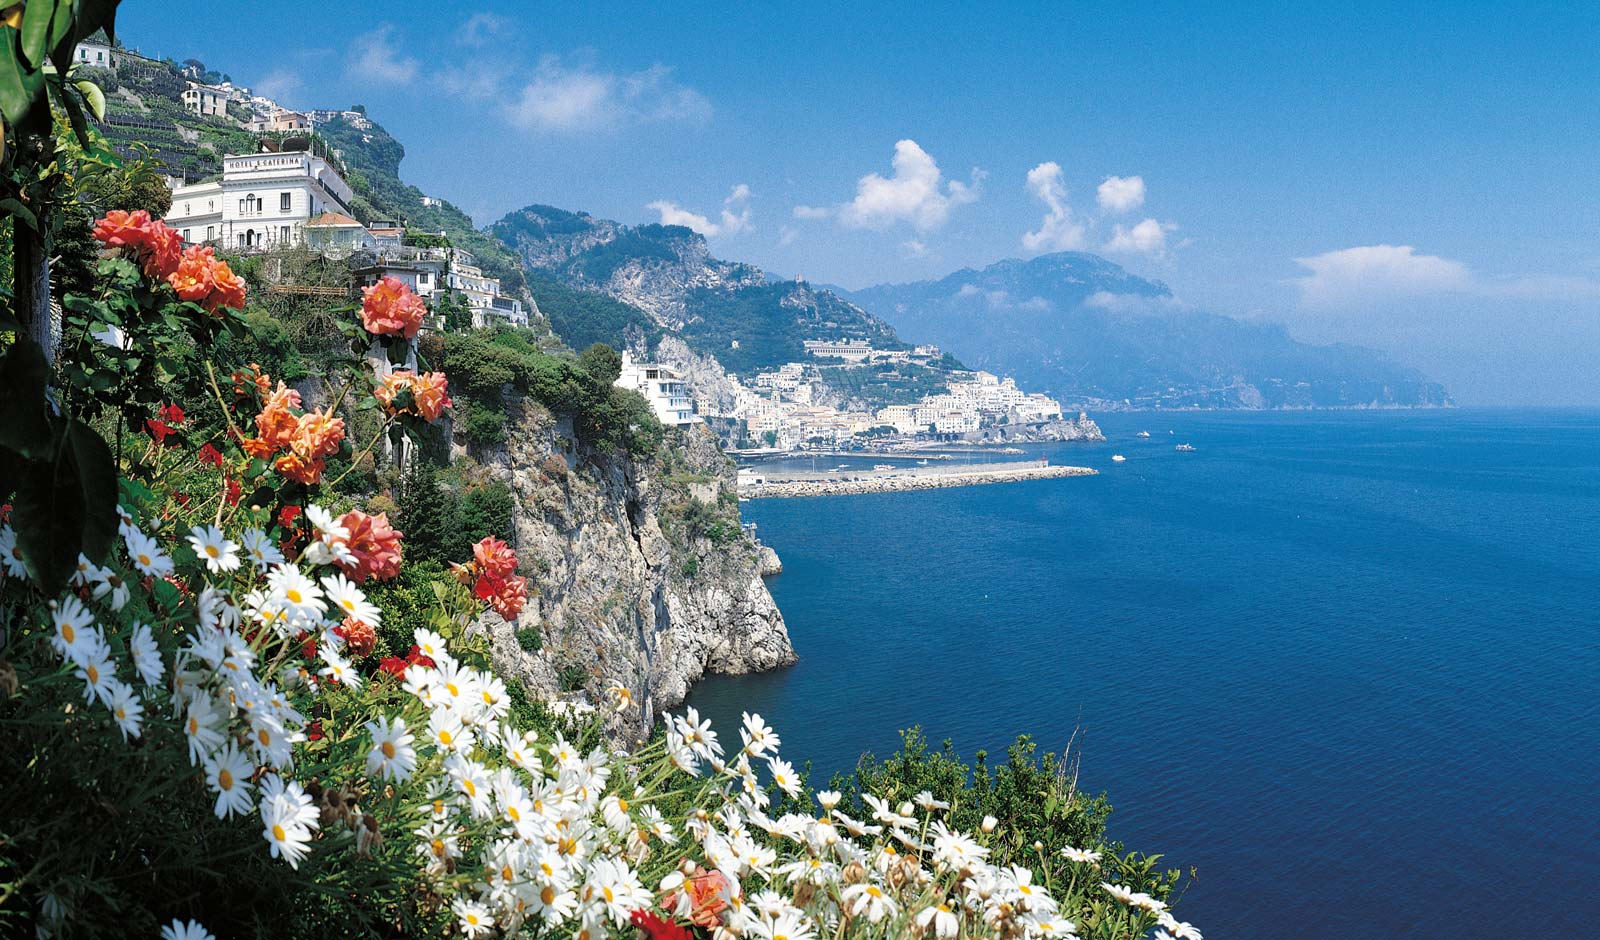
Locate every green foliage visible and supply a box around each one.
[526,275,661,353]
[831,729,1184,914]
[431,330,664,457]
[395,459,515,566]
[461,399,506,445]
[363,558,452,659]
[557,661,589,692]
[514,625,543,653]
[677,282,904,376]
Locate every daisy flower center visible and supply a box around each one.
[286,589,302,603]
[381,741,396,758]
[272,824,286,842]
[438,730,453,745]
[138,554,151,566]
[205,544,219,558]
[60,623,75,643]
[87,665,100,684]
[218,769,233,790]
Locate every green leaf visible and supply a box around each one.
[73,78,105,120]
[0,198,39,231]
[0,336,54,458]
[18,0,60,69]
[12,420,118,592]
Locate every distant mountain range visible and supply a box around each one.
[831,253,1453,409]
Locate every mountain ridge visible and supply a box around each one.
[832,252,1452,409]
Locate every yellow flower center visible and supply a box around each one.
[60,623,75,643]
[508,806,520,821]
[87,664,100,684]
[541,886,556,905]
[205,544,219,558]
[481,690,493,704]
[115,706,127,720]
[431,839,446,858]
[446,682,460,697]
[258,728,271,746]
[272,824,286,842]
[603,886,615,904]
[138,553,151,566]
[868,886,883,898]
[340,599,355,611]
[381,741,396,759]
[501,865,514,882]
[466,914,479,925]
[218,769,234,790]
[188,718,199,735]
[438,729,453,745]
[618,798,628,812]
[286,588,302,603]
[462,778,476,796]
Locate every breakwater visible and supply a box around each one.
[738,463,1095,499]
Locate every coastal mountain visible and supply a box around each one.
[833,253,1454,409]
[492,206,969,414]
[492,205,906,375]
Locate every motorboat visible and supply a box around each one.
[1111,454,1127,462]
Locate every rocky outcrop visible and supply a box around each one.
[961,413,1106,444]
[740,464,1096,499]
[473,398,794,738]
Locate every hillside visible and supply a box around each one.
[834,253,1454,409]
[493,206,909,376]
[86,53,538,321]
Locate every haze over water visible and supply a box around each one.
[690,409,1600,939]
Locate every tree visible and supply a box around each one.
[578,343,622,385]
[395,461,459,564]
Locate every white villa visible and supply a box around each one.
[616,353,699,427]
[181,81,229,118]
[162,150,358,250]
[803,338,875,362]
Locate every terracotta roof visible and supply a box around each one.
[369,227,403,235]
[305,212,363,227]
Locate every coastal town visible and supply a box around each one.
[77,29,1092,466]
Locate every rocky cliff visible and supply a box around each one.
[961,413,1106,444]
[471,397,795,737]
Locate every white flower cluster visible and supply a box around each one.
[20,505,390,875]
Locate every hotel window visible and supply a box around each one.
[281,226,291,242]
[206,226,214,241]
[280,192,291,212]
[182,230,191,242]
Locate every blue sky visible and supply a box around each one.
[124,1,1600,404]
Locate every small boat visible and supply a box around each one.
[917,459,929,466]
[1175,443,1196,452]
[872,464,895,471]
[1111,454,1126,462]
[1136,431,1151,438]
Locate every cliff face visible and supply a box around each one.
[472,398,794,736]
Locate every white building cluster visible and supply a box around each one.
[719,354,1063,449]
[616,353,699,427]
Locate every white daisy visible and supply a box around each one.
[412,627,448,661]
[160,919,216,940]
[841,883,899,923]
[127,622,164,686]
[74,638,116,707]
[107,680,144,741]
[321,572,381,627]
[187,524,241,574]
[89,568,130,611]
[266,564,325,622]
[0,524,26,578]
[741,711,781,756]
[47,594,97,664]
[260,774,319,869]
[365,715,417,782]
[318,644,362,689]
[1061,846,1102,865]
[238,527,285,572]
[427,709,473,753]
[452,898,494,939]
[204,742,256,819]
[124,527,174,579]
[768,757,802,798]
[183,692,226,765]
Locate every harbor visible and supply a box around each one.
[736,457,1096,498]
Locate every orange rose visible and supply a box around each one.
[360,275,426,339]
[290,409,345,462]
[167,245,218,303]
[336,510,403,583]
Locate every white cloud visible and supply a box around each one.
[348,25,418,85]
[829,140,981,233]
[1105,218,1177,255]
[504,56,711,133]
[646,184,752,238]
[1021,161,1086,252]
[253,69,303,104]
[457,12,510,46]
[954,284,1050,312]
[1085,290,1187,313]
[1096,175,1146,213]
[778,225,799,247]
[792,205,831,220]
[900,239,929,258]
[1291,245,1472,303]
[1291,244,1600,305]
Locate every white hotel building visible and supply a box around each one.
[616,353,699,427]
[162,151,358,250]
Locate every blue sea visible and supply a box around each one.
[688,409,1600,940]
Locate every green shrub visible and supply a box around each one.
[515,625,543,652]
